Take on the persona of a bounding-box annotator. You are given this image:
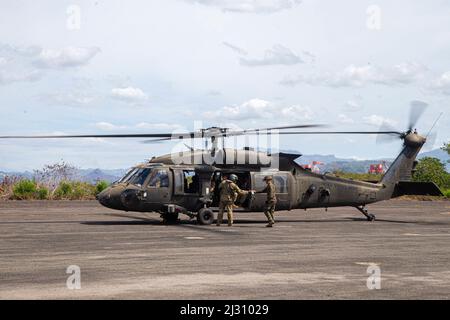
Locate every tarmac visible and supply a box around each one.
[0,199,449,299]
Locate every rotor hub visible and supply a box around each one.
[404,132,426,148]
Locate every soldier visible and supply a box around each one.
[216,174,247,227]
[258,175,277,227]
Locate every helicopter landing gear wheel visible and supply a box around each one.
[161,212,179,224]
[356,206,376,222]
[197,208,214,225]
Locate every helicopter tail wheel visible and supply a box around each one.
[197,208,214,225]
[356,206,376,222]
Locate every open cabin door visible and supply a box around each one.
[210,170,253,209]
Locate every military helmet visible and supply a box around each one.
[229,174,238,182]
[263,175,273,181]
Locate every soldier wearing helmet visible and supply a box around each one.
[257,175,277,227]
[217,174,247,227]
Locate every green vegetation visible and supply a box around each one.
[442,142,450,156]
[37,187,49,200]
[443,189,450,199]
[412,157,450,189]
[12,179,37,199]
[332,171,382,182]
[11,179,49,200]
[95,180,109,195]
[1,178,109,201]
[54,181,96,200]
[1,161,111,200]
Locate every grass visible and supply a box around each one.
[12,179,50,200]
[332,171,382,182]
[1,178,110,200]
[443,189,450,199]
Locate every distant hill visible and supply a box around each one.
[0,148,447,182]
[297,148,449,173]
[0,168,126,184]
[76,168,127,183]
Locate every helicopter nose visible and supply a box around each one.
[97,186,125,210]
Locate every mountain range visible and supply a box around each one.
[0,149,448,183]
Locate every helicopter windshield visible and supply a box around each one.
[118,168,137,183]
[129,168,152,186]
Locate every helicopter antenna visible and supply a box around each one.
[426,112,443,138]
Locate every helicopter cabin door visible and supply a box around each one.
[144,168,171,205]
[172,168,201,210]
[251,172,291,211]
[210,171,253,209]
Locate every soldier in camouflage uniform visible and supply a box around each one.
[258,175,277,227]
[216,174,246,227]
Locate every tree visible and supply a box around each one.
[33,161,78,190]
[413,157,449,188]
[442,142,450,156]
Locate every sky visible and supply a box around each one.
[0,0,449,171]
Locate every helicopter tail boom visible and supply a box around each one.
[378,132,426,200]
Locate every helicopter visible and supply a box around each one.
[0,105,440,225]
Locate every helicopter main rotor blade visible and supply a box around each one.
[0,133,196,139]
[140,130,403,143]
[409,100,428,131]
[141,137,174,144]
[421,131,437,152]
[267,131,403,135]
[223,124,326,137]
[0,124,325,140]
[376,122,402,144]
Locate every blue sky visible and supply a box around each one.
[0,0,449,170]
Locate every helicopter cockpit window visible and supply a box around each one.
[128,168,152,186]
[147,169,169,188]
[118,168,138,183]
[183,170,199,194]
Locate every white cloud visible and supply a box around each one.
[0,44,42,85]
[135,122,184,131]
[39,91,96,107]
[111,87,148,103]
[203,98,313,122]
[240,45,303,66]
[337,114,355,124]
[184,0,302,13]
[280,62,427,87]
[33,47,100,69]
[95,122,127,131]
[0,44,100,85]
[95,122,183,132]
[343,100,363,112]
[279,105,313,120]
[0,69,42,85]
[430,71,450,95]
[363,115,397,127]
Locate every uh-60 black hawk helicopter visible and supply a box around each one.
[0,105,440,225]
